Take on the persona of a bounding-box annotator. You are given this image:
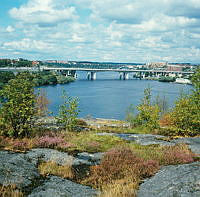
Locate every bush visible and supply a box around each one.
[84,147,160,188]
[167,68,200,136]
[0,73,36,137]
[56,91,80,132]
[126,88,161,130]
[163,144,194,165]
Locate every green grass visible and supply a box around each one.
[65,132,126,153]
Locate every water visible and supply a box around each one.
[39,72,192,120]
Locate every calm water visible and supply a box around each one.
[39,72,192,120]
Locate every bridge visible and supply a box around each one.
[0,66,195,80]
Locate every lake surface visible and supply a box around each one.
[39,72,192,120]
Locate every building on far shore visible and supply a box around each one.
[167,64,183,72]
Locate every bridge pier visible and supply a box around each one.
[119,72,129,80]
[87,72,96,80]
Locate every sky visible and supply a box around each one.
[0,0,200,63]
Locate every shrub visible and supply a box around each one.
[84,147,160,188]
[126,88,161,131]
[167,68,200,136]
[162,144,195,165]
[0,73,36,138]
[56,91,80,132]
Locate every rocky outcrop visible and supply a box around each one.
[26,148,74,166]
[0,151,40,190]
[26,148,103,166]
[28,176,98,197]
[138,162,200,197]
[0,149,101,196]
[1,134,199,197]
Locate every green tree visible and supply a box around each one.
[126,88,161,130]
[0,73,36,137]
[56,91,79,131]
[136,88,160,130]
[169,68,200,135]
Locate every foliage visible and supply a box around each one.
[158,76,175,82]
[0,71,15,87]
[127,88,161,130]
[32,71,75,86]
[56,75,75,84]
[167,68,200,136]
[56,91,79,132]
[0,58,32,67]
[0,73,36,137]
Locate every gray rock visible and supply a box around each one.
[138,162,200,197]
[28,176,98,197]
[0,151,40,189]
[26,148,74,166]
[116,133,175,146]
[74,152,104,166]
[26,148,104,166]
[97,133,175,146]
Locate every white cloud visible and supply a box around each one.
[6,26,15,33]
[1,0,200,62]
[2,38,54,52]
[9,0,77,26]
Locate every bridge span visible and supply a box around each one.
[0,66,195,80]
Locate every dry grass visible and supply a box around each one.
[38,161,74,179]
[0,185,23,197]
[99,178,138,197]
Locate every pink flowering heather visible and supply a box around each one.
[163,145,194,165]
[36,135,65,148]
[57,142,75,149]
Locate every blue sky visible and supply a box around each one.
[1,0,200,63]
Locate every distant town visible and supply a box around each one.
[0,58,198,72]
